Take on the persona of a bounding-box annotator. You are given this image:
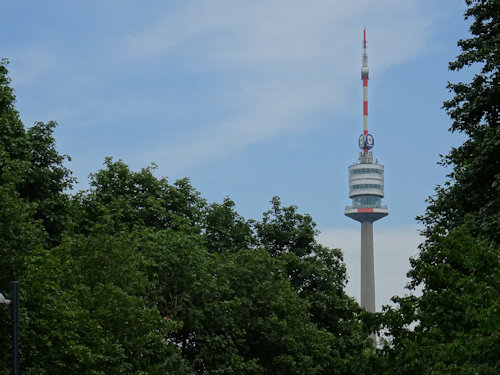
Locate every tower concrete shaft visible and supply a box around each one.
[361,222,375,312]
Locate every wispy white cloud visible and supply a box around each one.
[7,46,59,85]
[317,225,423,309]
[124,0,430,67]
[145,77,342,171]
[4,0,436,176]
[124,0,433,172]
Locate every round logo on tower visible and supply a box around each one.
[365,133,374,149]
[358,134,375,149]
[358,134,365,149]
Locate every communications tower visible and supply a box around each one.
[344,29,388,313]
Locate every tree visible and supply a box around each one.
[19,228,192,375]
[75,157,205,234]
[0,167,45,374]
[420,0,500,243]
[0,60,52,372]
[177,248,339,375]
[255,197,372,373]
[379,1,500,373]
[0,61,193,374]
[0,59,46,283]
[379,222,500,374]
[20,121,75,245]
[0,60,74,247]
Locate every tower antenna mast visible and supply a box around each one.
[362,28,369,147]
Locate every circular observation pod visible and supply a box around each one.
[348,163,384,199]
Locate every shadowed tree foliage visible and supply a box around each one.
[176,249,340,375]
[255,197,372,373]
[19,229,192,375]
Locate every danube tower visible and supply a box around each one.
[344,30,388,313]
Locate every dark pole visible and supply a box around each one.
[11,281,19,375]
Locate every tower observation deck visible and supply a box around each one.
[344,30,388,313]
[344,152,388,222]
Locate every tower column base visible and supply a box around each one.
[361,221,375,312]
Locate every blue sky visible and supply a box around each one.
[2,1,472,309]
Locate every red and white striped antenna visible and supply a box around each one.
[359,28,373,154]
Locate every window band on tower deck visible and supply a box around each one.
[351,183,383,190]
[350,168,384,175]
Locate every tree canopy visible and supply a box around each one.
[378,1,500,373]
[0,59,370,374]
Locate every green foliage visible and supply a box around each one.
[177,249,338,375]
[255,197,372,372]
[0,61,193,374]
[380,1,500,373]
[204,197,255,253]
[75,157,205,234]
[19,230,191,375]
[0,60,50,372]
[421,0,500,242]
[0,60,29,162]
[138,227,211,325]
[73,166,370,373]
[255,196,316,258]
[0,59,46,284]
[380,223,500,374]
[0,60,74,247]
[20,121,75,245]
